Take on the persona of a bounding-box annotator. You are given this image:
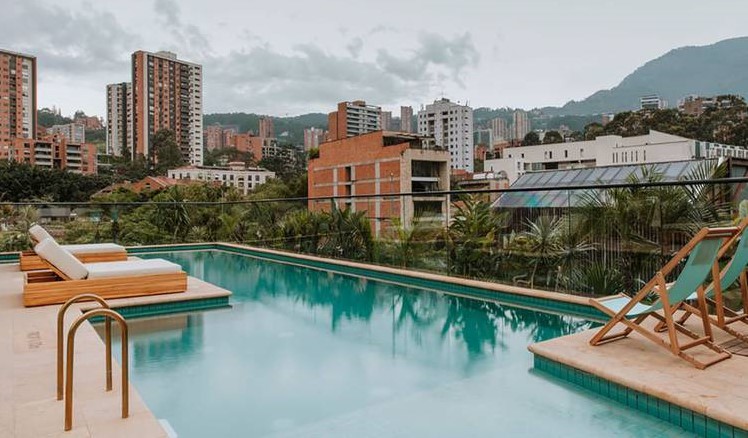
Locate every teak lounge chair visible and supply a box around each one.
[589,227,737,369]
[20,224,129,271]
[661,217,748,341]
[24,237,187,307]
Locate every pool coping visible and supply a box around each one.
[529,325,748,437]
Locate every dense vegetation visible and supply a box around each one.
[0,161,112,202]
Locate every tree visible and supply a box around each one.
[522,132,541,146]
[584,122,605,140]
[543,131,564,144]
[152,129,185,174]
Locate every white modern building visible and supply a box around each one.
[106,82,133,156]
[417,98,474,172]
[48,123,85,144]
[485,130,744,184]
[167,162,275,195]
[640,94,666,110]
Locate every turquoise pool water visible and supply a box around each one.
[106,250,691,437]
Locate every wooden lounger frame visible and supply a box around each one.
[589,227,736,370]
[19,250,129,271]
[23,260,187,307]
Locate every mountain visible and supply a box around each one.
[546,37,748,116]
[204,112,328,145]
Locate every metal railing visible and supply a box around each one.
[56,295,129,431]
[2,175,746,299]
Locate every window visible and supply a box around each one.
[564,150,568,158]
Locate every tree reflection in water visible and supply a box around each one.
[142,251,594,362]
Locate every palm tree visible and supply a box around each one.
[446,195,508,278]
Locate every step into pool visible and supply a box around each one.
[101,250,693,437]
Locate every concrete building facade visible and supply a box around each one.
[484,130,745,184]
[400,106,414,133]
[303,127,326,151]
[511,110,530,141]
[641,94,666,110]
[132,50,203,165]
[259,116,274,138]
[489,117,508,142]
[417,98,474,172]
[106,82,133,156]
[168,163,275,195]
[308,131,450,235]
[380,111,392,131]
[327,100,381,141]
[0,49,36,153]
[48,123,85,144]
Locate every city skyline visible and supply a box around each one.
[4,0,748,117]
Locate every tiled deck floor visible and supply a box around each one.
[529,314,748,432]
[0,263,231,437]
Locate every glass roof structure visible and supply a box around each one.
[492,160,714,209]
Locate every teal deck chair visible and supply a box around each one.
[589,227,737,369]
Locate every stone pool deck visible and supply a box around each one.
[529,316,748,435]
[0,263,231,437]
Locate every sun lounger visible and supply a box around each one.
[589,227,737,369]
[20,224,129,271]
[23,237,187,307]
[660,217,748,341]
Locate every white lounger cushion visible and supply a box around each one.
[61,243,126,254]
[29,224,54,244]
[86,259,182,279]
[34,238,89,280]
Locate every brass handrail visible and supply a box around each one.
[56,294,112,401]
[64,308,129,431]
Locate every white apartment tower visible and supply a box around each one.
[418,98,474,172]
[132,51,203,165]
[106,82,133,156]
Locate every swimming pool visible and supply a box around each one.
[105,250,692,437]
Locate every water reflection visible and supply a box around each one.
[144,250,592,362]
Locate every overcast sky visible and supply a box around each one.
[4,0,748,117]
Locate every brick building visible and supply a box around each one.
[303,127,326,151]
[259,116,274,138]
[233,133,279,161]
[400,106,413,133]
[308,131,450,235]
[132,50,203,165]
[4,135,97,174]
[327,100,381,141]
[0,49,36,154]
[204,124,223,150]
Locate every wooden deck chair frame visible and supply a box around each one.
[659,217,748,341]
[21,229,129,271]
[23,258,188,307]
[589,227,737,370]
[19,250,129,271]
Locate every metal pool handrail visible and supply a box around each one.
[56,294,112,400]
[64,308,129,431]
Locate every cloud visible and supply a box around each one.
[205,32,480,114]
[153,0,212,59]
[2,0,139,75]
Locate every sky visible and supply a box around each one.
[4,0,748,117]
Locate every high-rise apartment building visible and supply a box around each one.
[204,124,223,151]
[0,49,36,152]
[48,123,85,144]
[259,116,274,138]
[417,98,473,172]
[327,100,381,141]
[380,111,392,131]
[132,50,203,165]
[489,117,508,142]
[511,110,531,141]
[303,127,326,150]
[400,106,413,133]
[106,82,133,156]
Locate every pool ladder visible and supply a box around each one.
[56,294,130,431]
